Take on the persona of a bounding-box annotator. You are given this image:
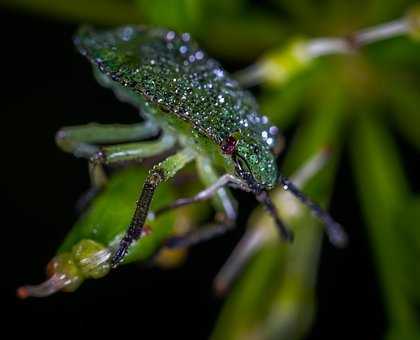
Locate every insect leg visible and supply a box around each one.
[196,157,238,221]
[214,148,332,294]
[111,148,195,267]
[164,221,235,249]
[256,190,294,242]
[278,176,348,247]
[154,174,247,218]
[154,161,240,250]
[88,133,176,186]
[56,120,166,203]
[55,120,160,158]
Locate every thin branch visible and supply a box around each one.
[236,10,419,87]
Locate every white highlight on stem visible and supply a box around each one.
[236,15,412,87]
[17,274,72,299]
[306,18,409,58]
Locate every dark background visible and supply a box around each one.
[4,7,413,339]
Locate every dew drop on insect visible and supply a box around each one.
[195,50,204,60]
[181,32,191,42]
[269,126,278,135]
[213,68,224,78]
[165,31,176,41]
[77,26,282,172]
[120,27,134,41]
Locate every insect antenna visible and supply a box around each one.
[278,175,348,247]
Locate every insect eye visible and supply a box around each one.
[221,136,238,155]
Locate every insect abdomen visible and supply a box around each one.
[75,26,280,151]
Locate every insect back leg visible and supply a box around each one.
[158,158,246,249]
[56,120,163,186]
[56,120,160,158]
[87,133,176,186]
[111,148,196,267]
[56,121,175,209]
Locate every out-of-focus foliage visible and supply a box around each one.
[351,114,420,339]
[213,82,347,340]
[58,167,177,263]
[5,0,420,339]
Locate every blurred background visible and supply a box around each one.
[2,1,419,339]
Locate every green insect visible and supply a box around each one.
[57,26,347,268]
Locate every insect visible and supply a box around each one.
[58,26,347,269]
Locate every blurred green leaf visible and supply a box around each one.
[59,166,177,263]
[386,80,420,150]
[367,0,413,22]
[0,0,143,24]
[212,83,348,340]
[135,0,202,32]
[259,63,325,134]
[202,13,288,62]
[351,112,420,339]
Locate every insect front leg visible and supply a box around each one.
[196,157,238,222]
[111,148,196,267]
[164,221,235,249]
[155,172,248,249]
[214,148,334,294]
[155,174,247,217]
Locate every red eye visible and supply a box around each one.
[221,136,237,155]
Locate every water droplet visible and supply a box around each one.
[213,69,224,78]
[181,33,191,42]
[120,27,134,41]
[165,31,176,41]
[269,126,278,135]
[195,51,204,60]
[180,46,188,54]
